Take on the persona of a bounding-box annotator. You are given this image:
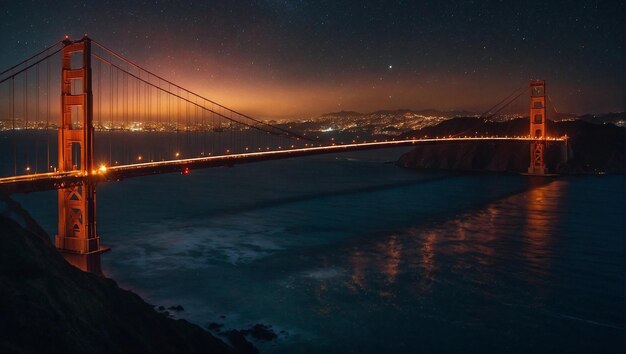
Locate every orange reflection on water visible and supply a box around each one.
[421,230,437,281]
[348,249,367,292]
[381,234,402,285]
[472,206,498,266]
[521,180,564,279]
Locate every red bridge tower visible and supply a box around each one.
[528,80,547,175]
[55,36,108,274]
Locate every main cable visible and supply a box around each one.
[91,39,315,142]
[92,53,306,140]
[0,40,62,77]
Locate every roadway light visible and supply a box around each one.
[98,164,107,173]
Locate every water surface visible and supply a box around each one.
[15,148,625,353]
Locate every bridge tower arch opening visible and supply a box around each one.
[55,36,108,274]
[528,80,547,175]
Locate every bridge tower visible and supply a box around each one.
[55,36,107,274]
[528,80,547,175]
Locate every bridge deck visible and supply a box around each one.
[0,137,564,194]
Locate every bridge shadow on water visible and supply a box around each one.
[185,171,556,225]
[198,173,457,219]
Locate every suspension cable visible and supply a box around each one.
[92,53,304,140]
[485,86,529,120]
[480,83,527,119]
[91,39,313,142]
[547,94,559,115]
[0,40,62,77]
[0,48,62,85]
[46,56,50,170]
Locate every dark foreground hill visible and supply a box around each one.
[0,196,247,354]
[398,117,625,174]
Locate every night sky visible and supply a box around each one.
[1,0,624,118]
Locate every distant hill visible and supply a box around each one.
[280,110,624,154]
[317,109,475,120]
[319,110,365,118]
[314,110,625,126]
[544,112,626,126]
[575,112,625,126]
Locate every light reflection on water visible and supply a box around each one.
[343,180,568,297]
[254,177,622,354]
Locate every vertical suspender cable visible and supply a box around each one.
[24,71,28,130]
[46,56,50,171]
[98,58,102,129]
[11,77,16,175]
[24,71,29,170]
[35,63,39,172]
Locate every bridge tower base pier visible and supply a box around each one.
[59,249,106,275]
[55,36,108,274]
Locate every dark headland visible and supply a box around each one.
[397,117,625,174]
[0,195,256,354]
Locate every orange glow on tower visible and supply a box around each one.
[528,80,547,175]
[55,36,108,274]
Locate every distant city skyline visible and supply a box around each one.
[1,0,623,118]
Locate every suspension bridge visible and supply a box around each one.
[0,36,565,273]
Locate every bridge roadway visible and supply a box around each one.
[0,136,565,194]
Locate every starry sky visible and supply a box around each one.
[1,0,624,119]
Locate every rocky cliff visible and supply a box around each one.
[0,197,247,354]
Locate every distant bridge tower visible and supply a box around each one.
[528,80,547,175]
[55,36,107,274]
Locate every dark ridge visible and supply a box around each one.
[319,109,475,119]
[371,109,475,117]
[320,110,365,117]
[574,112,625,125]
